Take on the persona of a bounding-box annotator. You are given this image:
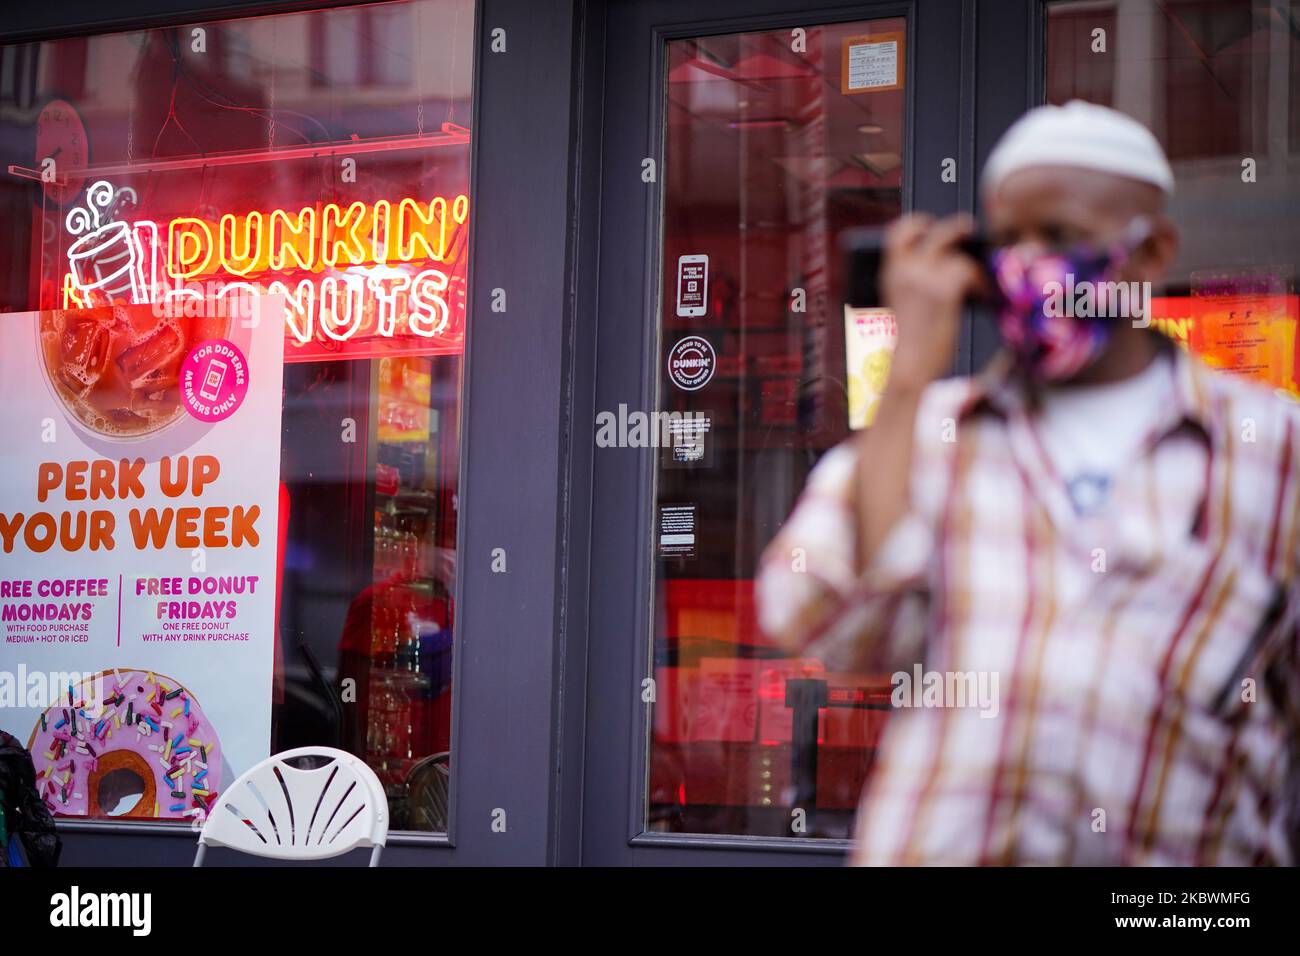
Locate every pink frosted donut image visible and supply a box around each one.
[27,668,222,820]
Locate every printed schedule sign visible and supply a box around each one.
[0,298,285,822]
[841,31,904,94]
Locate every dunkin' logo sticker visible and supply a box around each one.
[181,339,249,422]
[668,335,716,391]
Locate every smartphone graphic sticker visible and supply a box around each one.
[676,254,708,317]
[200,358,228,402]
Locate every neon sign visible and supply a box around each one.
[62,181,470,361]
[164,194,469,277]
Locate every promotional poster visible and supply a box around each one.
[844,305,898,430]
[0,296,285,822]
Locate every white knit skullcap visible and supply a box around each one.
[981,100,1174,196]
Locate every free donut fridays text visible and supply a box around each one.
[0,454,260,554]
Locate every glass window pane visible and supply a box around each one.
[322,11,365,88]
[1047,0,1300,395]
[0,0,472,832]
[650,17,906,839]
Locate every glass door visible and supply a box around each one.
[582,0,967,864]
[650,17,907,839]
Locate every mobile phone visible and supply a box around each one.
[841,227,995,309]
[200,358,228,402]
[676,254,709,318]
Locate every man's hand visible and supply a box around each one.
[852,213,984,575]
[880,213,986,392]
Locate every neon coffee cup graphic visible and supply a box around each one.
[65,181,146,307]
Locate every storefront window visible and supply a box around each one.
[0,0,473,832]
[1047,0,1300,393]
[649,18,906,838]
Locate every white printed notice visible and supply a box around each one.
[0,296,285,822]
[842,33,902,94]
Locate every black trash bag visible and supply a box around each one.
[0,729,61,867]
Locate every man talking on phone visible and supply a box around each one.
[757,101,1300,866]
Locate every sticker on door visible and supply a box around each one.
[659,504,697,559]
[676,254,708,317]
[667,335,716,391]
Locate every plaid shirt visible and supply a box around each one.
[757,339,1300,865]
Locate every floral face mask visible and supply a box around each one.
[989,219,1150,381]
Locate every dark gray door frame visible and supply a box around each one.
[575,0,979,865]
[0,0,590,866]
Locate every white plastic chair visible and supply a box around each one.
[193,747,388,866]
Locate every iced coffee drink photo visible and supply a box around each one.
[38,305,231,439]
